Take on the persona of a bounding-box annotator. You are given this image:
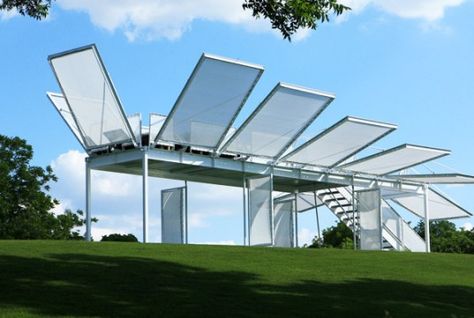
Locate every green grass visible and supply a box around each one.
[0,241,472,317]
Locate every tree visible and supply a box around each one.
[0,0,52,20]
[243,0,350,41]
[0,134,94,239]
[414,220,474,254]
[308,221,353,248]
[101,233,138,242]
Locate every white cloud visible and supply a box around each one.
[298,228,316,247]
[340,0,465,21]
[462,222,473,231]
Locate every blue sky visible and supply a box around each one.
[1,0,473,244]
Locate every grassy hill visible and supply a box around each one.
[0,241,472,317]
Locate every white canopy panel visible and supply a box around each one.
[221,83,334,159]
[390,173,474,184]
[281,116,397,167]
[156,54,263,150]
[340,144,450,175]
[47,92,85,149]
[49,45,136,150]
[391,188,472,220]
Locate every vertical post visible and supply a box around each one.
[294,192,299,248]
[242,174,247,246]
[270,173,275,247]
[184,181,189,244]
[142,150,149,243]
[423,184,431,253]
[85,160,92,242]
[352,182,357,250]
[313,192,321,239]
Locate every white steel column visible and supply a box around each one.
[423,184,431,253]
[313,191,321,239]
[184,180,189,244]
[142,150,149,243]
[352,182,357,250]
[294,192,299,248]
[242,175,247,246]
[270,173,275,247]
[85,160,92,242]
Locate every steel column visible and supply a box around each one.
[423,184,431,253]
[184,180,189,244]
[142,150,149,243]
[294,192,299,248]
[85,160,92,241]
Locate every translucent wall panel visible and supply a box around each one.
[149,114,167,144]
[340,144,450,175]
[223,83,334,159]
[393,173,474,184]
[47,92,85,148]
[274,200,293,247]
[49,45,135,150]
[156,54,263,149]
[127,114,141,146]
[282,116,396,167]
[248,176,273,246]
[358,188,382,250]
[391,188,471,220]
[161,187,185,244]
[381,200,403,251]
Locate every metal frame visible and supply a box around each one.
[339,144,451,175]
[388,173,474,184]
[154,53,264,150]
[279,116,397,167]
[47,92,87,151]
[220,82,335,159]
[48,44,137,151]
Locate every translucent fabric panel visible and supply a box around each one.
[393,173,474,184]
[47,92,85,148]
[282,117,396,167]
[274,200,293,247]
[248,176,273,246]
[381,200,403,251]
[223,84,334,158]
[358,189,382,250]
[157,54,263,149]
[149,114,167,144]
[49,45,135,149]
[127,114,141,146]
[161,187,185,244]
[391,188,471,220]
[340,144,450,175]
[275,192,322,212]
[401,220,426,252]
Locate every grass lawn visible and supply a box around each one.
[0,240,472,317]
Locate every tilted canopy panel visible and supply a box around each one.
[340,144,450,175]
[49,44,136,150]
[155,54,263,150]
[221,83,334,159]
[281,116,397,167]
[390,173,474,184]
[391,188,472,220]
[47,92,85,149]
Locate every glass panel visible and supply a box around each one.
[358,188,382,250]
[248,175,273,246]
[161,187,185,244]
[127,113,141,145]
[282,117,396,167]
[49,45,135,149]
[149,113,167,145]
[274,200,293,247]
[391,188,471,220]
[47,92,85,148]
[340,144,450,175]
[223,84,334,158]
[156,54,263,149]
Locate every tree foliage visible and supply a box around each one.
[243,0,350,41]
[0,0,52,20]
[101,233,139,242]
[308,221,353,249]
[0,134,93,239]
[414,220,474,254]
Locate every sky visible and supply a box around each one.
[1,0,473,244]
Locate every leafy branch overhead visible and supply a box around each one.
[243,0,350,41]
[0,0,52,19]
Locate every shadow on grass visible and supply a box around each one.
[0,253,472,317]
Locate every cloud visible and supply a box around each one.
[462,222,473,231]
[340,0,465,21]
[0,9,18,21]
[298,228,316,247]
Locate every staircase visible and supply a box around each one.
[316,187,425,251]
